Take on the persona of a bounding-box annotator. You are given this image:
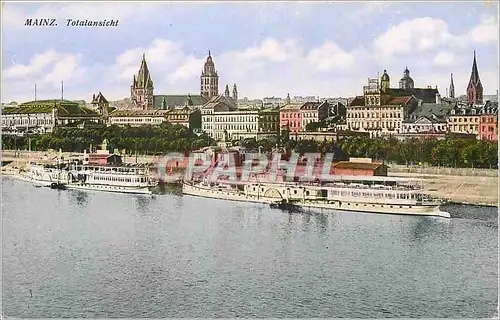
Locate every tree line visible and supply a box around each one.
[2,127,498,168]
[239,135,498,169]
[2,124,215,155]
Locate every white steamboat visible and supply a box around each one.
[182,176,450,218]
[65,164,154,195]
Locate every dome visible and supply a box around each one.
[381,69,390,81]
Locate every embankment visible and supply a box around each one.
[2,150,498,207]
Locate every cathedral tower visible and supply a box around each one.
[467,50,483,104]
[399,67,414,90]
[130,53,154,110]
[224,84,230,98]
[449,73,455,99]
[201,50,219,99]
[380,69,390,91]
[232,83,238,102]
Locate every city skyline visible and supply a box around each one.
[1,2,498,103]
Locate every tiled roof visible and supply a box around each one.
[300,101,322,110]
[153,94,207,109]
[110,109,169,117]
[91,92,108,104]
[2,106,53,114]
[386,96,414,105]
[280,103,302,111]
[333,161,385,170]
[406,102,454,122]
[57,105,101,118]
[385,88,439,103]
[349,96,365,107]
[3,100,100,118]
[201,95,237,110]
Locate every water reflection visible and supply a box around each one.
[409,217,450,242]
[70,190,89,207]
[135,195,152,213]
[314,213,329,233]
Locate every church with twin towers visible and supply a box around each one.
[130,51,238,110]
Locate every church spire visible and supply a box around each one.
[232,83,238,102]
[449,73,455,98]
[467,50,483,104]
[224,84,230,97]
[137,53,153,89]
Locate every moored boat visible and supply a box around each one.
[64,164,155,195]
[182,176,451,218]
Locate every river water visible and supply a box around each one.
[2,177,498,318]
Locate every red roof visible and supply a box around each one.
[349,96,365,107]
[387,96,413,105]
[88,154,119,159]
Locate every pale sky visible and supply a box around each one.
[1,1,498,103]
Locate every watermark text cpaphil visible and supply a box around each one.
[24,18,119,27]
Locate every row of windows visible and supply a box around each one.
[281,112,301,118]
[350,122,401,129]
[351,106,401,111]
[215,124,258,131]
[2,119,53,126]
[448,117,480,123]
[111,118,164,123]
[93,175,147,183]
[450,125,477,132]
[480,117,497,123]
[348,112,401,118]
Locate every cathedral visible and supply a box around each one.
[378,68,438,103]
[130,54,154,110]
[129,50,238,109]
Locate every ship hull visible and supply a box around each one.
[182,182,450,218]
[65,183,152,195]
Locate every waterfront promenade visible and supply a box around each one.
[2,150,498,207]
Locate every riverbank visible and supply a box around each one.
[2,150,498,207]
[388,172,498,207]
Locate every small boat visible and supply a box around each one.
[49,182,67,190]
[270,200,303,213]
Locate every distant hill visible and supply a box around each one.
[109,98,134,110]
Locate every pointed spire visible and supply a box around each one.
[162,96,167,110]
[449,73,455,99]
[208,50,211,57]
[224,84,230,97]
[470,50,480,85]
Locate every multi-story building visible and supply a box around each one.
[130,54,154,110]
[478,102,498,141]
[1,99,102,135]
[108,110,168,127]
[258,107,280,134]
[346,77,419,137]
[447,106,481,135]
[345,68,447,137]
[108,106,201,129]
[2,104,56,135]
[402,101,453,134]
[300,101,330,129]
[201,95,280,141]
[279,103,303,134]
[165,107,201,130]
